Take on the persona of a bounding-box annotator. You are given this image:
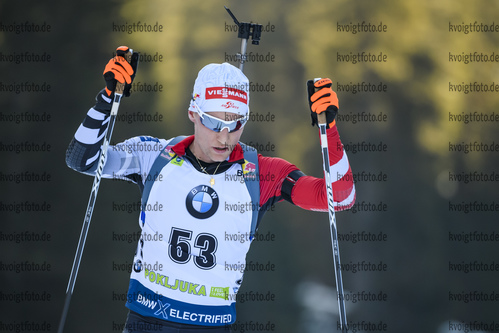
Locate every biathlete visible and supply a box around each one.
[65,46,356,332]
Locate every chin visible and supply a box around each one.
[211,155,228,163]
[212,151,231,162]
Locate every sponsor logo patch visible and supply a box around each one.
[205,87,248,104]
[185,185,219,219]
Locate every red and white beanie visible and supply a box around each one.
[188,62,250,116]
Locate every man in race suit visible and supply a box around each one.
[65,47,356,332]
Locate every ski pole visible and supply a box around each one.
[57,49,134,333]
[224,6,262,72]
[314,78,348,332]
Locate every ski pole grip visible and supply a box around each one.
[115,49,133,95]
[313,77,327,125]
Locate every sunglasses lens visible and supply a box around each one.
[200,113,247,133]
[192,99,248,133]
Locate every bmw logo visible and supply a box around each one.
[133,259,142,273]
[186,185,219,219]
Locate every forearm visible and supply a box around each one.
[290,125,356,211]
[65,105,110,173]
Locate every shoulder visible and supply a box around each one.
[113,136,169,153]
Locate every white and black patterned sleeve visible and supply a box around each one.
[65,90,168,188]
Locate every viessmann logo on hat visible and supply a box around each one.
[205,87,248,104]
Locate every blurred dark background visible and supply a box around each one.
[1,1,498,332]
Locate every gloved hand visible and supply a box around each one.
[307,78,339,128]
[94,46,139,113]
[103,46,139,97]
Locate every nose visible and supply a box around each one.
[217,128,230,144]
[217,127,229,142]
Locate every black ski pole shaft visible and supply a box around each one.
[239,38,248,71]
[314,78,348,332]
[224,6,262,72]
[57,49,134,333]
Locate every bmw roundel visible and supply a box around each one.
[133,259,142,273]
[186,185,219,219]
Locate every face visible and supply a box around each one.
[188,111,245,163]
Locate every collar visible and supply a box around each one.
[171,135,245,163]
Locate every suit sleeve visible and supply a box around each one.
[65,98,167,186]
[258,125,355,212]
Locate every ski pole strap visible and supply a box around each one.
[317,111,327,124]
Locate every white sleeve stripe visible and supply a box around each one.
[334,185,356,209]
[330,149,350,182]
[85,150,100,166]
[95,129,107,143]
[75,125,100,144]
[74,125,108,145]
[87,108,107,120]
[101,93,112,104]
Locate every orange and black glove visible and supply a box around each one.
[307,78,339,128]
[95,46,139,113]
[103,46,139,98]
